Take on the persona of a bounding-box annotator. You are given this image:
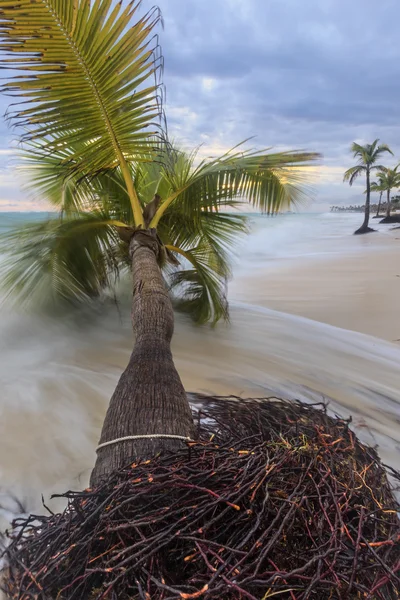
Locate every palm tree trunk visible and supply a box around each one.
[355,168,372,234]
[386,189,391,218]
[376,191,382,217]
[90,229,195,487]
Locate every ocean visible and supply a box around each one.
[0,211,399,527]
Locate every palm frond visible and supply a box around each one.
[349,140,393,166]
[350,142,371,164]
[343,165,366,185]
[369,182,383,193]
[166,245,228,325]
[0,0,162,168]
[373,144,393,160]
[351,142,367,156]
[161,210,248,324]
[0,213,125,309]
[0,0,163,224]
[372,164,392,176]
[17,138,99,213]
[371,166,400,191]
[19,137,142,222]
[151,145,320,226]
[91,169,134,224]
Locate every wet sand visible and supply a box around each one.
[232,230,400,342]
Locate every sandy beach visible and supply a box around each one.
[232,227,400,342]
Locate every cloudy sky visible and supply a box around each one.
[0,0,399,211]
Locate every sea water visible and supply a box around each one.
[0,211,399,527]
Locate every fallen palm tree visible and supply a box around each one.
[2,396,399,600]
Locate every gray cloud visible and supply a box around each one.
[148,0,400,204]
[1,0,400,207]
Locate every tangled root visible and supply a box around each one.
[2,396,399,599]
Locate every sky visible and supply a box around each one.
[1,0,400,211]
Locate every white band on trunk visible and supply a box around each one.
[96,434,193,452]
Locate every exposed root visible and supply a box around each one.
[2,396,399,599]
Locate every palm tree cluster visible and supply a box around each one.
[370,166,400,218]
[331,204,368,212]
[343,140,400,232]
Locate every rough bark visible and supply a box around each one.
[354,168,374,234]
[91,229,195,486]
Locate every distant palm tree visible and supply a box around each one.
[343,140,393,234]
[370,176,384,217]
[375,166,400,219]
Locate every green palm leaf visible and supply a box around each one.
[160,209,248,324]
[374,166,400,191]
[5,137,318,323]
[0,212,126,309]
[349,140,393,166]
[18,136,154,224]
[343,165,366,186]
[0,0,163,225]
[151,145,320,226]
[18,137,100,213]
[167,247,229,325]
[2,131,319,323]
